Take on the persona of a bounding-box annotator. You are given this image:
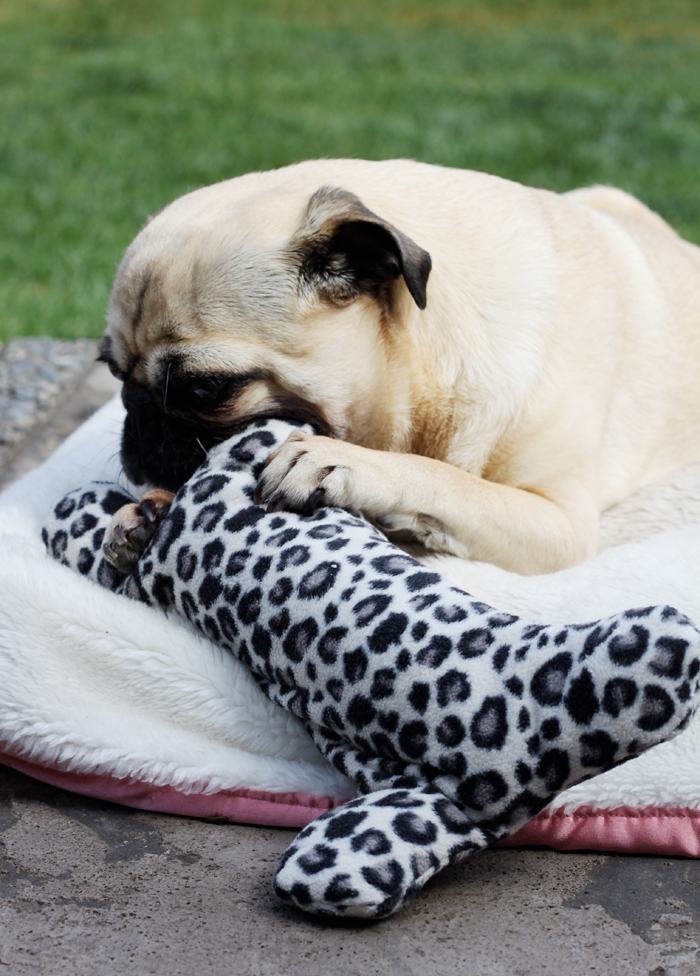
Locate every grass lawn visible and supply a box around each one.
[1,0,699,341]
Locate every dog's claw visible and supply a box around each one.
[301,487,326,517]
[141,499,157,523]
[102,489,175,573]
[266,492,284,514]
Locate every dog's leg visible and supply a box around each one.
[255,431,598,574]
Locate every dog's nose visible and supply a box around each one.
[121,379,158,414]
[120,383,209,491]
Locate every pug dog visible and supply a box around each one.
[98,159,700,575]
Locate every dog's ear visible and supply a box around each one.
[292,186,431,310]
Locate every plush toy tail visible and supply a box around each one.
[274,608,700,919]
[273,785,496,918]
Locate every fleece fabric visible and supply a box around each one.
[2,396,700,850]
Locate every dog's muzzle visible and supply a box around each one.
[120,382,214,490]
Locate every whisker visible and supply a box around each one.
[163,362,172,409]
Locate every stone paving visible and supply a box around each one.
[0,344,700,975]
[0,338,97,474]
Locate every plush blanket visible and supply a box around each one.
[2,396,700,857]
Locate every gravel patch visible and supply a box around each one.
[0,337,97,474]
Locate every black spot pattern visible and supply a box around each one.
[42,417,700,921]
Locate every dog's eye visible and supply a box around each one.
[191,377,227,401]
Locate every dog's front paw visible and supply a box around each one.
[102,489,175,573]
[253,430,370,517]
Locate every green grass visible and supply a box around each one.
[1,0,700,340]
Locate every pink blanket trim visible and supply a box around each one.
[2,747,700,854]
[0,751,341,829]
[500,805,700,857]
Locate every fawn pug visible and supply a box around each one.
[99,159,700,574]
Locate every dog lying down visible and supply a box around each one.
[43,418,700,919]
[99,159,700,576]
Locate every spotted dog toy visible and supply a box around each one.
[43,419,700,919]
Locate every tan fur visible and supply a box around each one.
[102,160,700,574]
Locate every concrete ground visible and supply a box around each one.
[1,362,700,975]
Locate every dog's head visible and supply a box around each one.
[100,180,431,490]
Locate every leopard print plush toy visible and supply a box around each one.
[43,419,700,919]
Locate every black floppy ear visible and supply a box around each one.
[292,186,432,310]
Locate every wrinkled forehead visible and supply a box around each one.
[103,185,308,379]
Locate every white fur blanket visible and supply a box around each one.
[2,396,700,847]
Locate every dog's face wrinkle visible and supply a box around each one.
[132,271,152,335]
[154,366,269,420]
